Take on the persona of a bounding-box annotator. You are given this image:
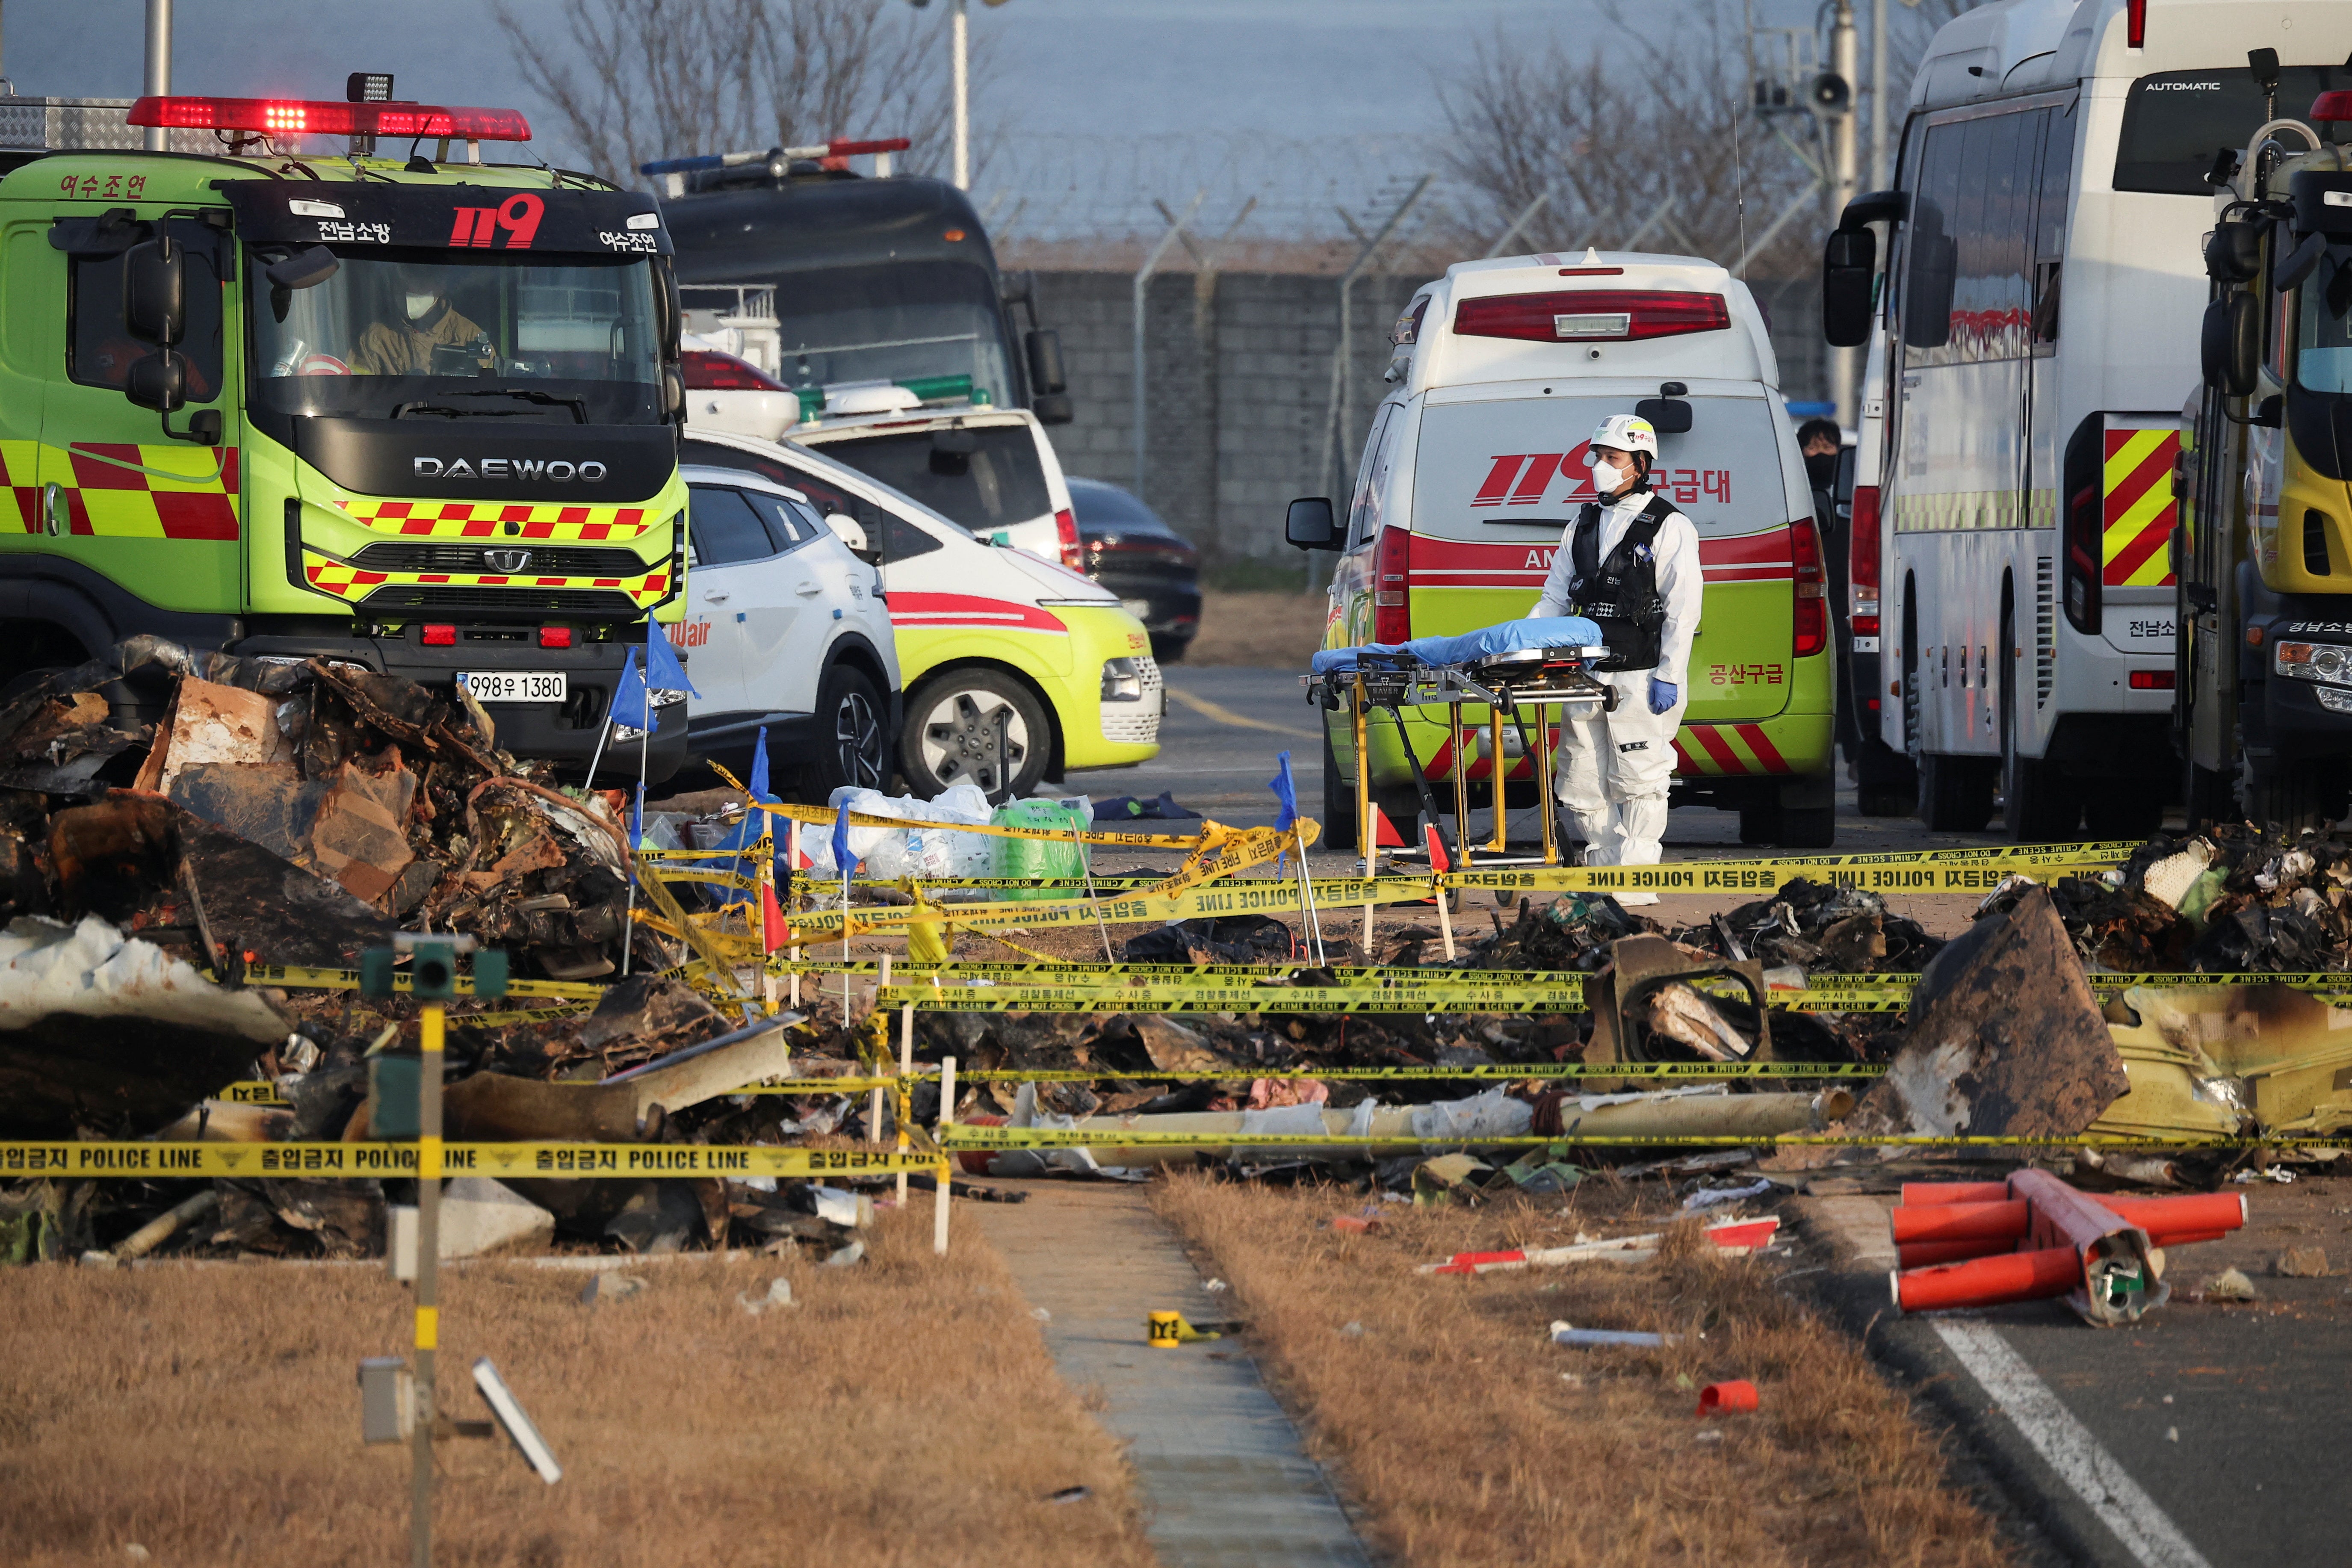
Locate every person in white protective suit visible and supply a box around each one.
[1529,414,1704,904]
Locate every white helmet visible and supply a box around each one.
[1586,413,1658,460]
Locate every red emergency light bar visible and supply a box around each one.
[2313,91,2352,123]
[1453,289,1731,344]
[127,96,532,143]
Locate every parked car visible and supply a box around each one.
[1065,478,1201,661]
[678,430,1161,801]
[672,465,901,800]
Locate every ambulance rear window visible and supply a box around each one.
[1408,394,1791,542]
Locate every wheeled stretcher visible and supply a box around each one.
[1304,617,1613,871]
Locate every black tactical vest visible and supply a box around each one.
[1564,492,1673,671]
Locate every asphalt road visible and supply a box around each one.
[1815,1178,2352,1568]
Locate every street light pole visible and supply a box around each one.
[1870,0,1889,190]
[1828,0,1859,425]
[142,0,172,152]
[951,0,969,190]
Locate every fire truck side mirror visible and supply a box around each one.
[122,236,187,348]
[2201,294,2260,396]
[124,349,188,415]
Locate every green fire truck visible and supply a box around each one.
[0,91,691,777]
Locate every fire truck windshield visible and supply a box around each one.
[248,249,665,424]
[2298,248,2352,397]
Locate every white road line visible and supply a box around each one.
[1933,1320,2213,1568]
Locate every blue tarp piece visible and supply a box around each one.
[1308,616,1605,675]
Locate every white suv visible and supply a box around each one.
[673,466,901,799]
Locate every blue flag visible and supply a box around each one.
[1268,750,1300,833]
[609,650,651,731]
[747,724,773,802]
[643,626,700,699]
[832,802,854,877]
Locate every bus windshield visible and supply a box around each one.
[2116,67,2352,194]
[248,249,665,424]
[759,260,1013,405]
[2298,249,2352,396]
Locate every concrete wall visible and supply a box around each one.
[1032,268,1826,566]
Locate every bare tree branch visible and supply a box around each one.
[492,0,995,188]
[1440,0,1959,276]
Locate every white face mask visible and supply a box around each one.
[1590,458,1628,492]
[404,292,438,322]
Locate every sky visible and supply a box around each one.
[3,0,1830,239]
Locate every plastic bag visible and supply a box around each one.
[804,784,996,880]
[992,796,1095,899]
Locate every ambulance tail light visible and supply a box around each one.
[1849,484,1881,635]
[681,350,787,391]
[1792,517,1829,658]
[1451,289,1731,343]
[128,96,532,142]
[2126,0,2146,48]
[1374,526,1412,644]
[1055,508,1084,572]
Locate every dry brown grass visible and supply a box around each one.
[0,1206,1155,1568]
[1185,591,1332,668]
[1152,1175,2009,1568]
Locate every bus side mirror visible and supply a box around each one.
[1285,496,1338,551]
[1822,227,1876,347]
[2201,294,2260,396]
[124,349,187,413]
[1025,328,1067,394]
[122,235,186,347]
[1026,330,1073,424]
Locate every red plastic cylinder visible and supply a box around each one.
[1696,1379,1760,1414]
[1900,1181,2012,1206]
[1893,1245,2080,1314]
[1897,1237,2013,1269]
[2107,1192,2248,1235]
[1889,1198,2031,1245]
[2145,1228,2225,1248]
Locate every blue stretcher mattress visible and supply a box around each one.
[1309,616,1605,676]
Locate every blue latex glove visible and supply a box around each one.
[1647,676,1678,715]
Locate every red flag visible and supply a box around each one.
[761,879,791,953]
[1423,822,1451,873]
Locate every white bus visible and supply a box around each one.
[1822,0,2352,836]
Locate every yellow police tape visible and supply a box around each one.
[736,1063,1885,1085]
[0,1141,941,1180]
[934,1125,2340,1152]
[875,981,1596,1014]
[245,964,607,1000]
[755,844,2133,939]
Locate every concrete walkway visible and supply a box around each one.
[975,1181,1372,1568]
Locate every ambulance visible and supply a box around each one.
[678,423,1159,800]
[1288,251,1836,847]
